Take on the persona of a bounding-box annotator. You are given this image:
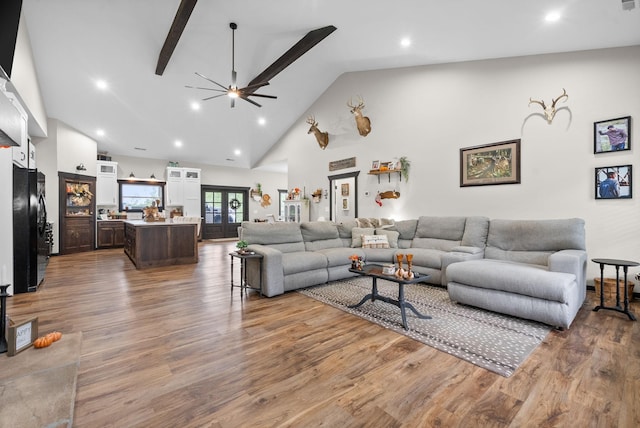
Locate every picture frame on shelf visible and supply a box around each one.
[379,162,391,171]
[460,139,521,187]
[595,165,632,199]
[594,116,631,154]
[371,160,380,170]
[7,317,38,356]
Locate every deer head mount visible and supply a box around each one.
[347,96,372,136]
[528,88,568,123]
[306,116,329,150]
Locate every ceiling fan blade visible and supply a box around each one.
[231,97,235,108]
[185,85,226,92]
[155,0,198,76]
[246,25,337,90]
[202,93,228,101]
[240,96,262,108]
[239,82,270,92]
[247,93,277,99]
[195,72,229,91]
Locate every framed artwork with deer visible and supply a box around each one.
[595,165,632,199]
[460,139,521,187]
[594,116,631,154]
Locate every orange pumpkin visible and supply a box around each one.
[34,335,53,348]
[46,331,63,342]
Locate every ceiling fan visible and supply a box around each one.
[186,23,276,108]
[186,22,337,108]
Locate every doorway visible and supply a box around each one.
[201,186,248,239]
[328,171,359,222]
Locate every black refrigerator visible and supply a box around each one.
[13,164,49,293]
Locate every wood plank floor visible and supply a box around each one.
[5,241,640,427]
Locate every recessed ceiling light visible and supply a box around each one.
[234,149,241,156]
[545,11,561,22]
[175,140,183,148]
[96,79,108,90]
[400,37,411,48]
[258,117,266,126]
[190,101,201,111]
[96,129,105,137]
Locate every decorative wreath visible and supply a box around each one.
[229,198,241,210]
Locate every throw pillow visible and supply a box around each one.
[351,227,375,247]
[362,234,390,249]
[375,229,399,248]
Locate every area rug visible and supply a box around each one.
[0,331,82,428]
[299,278,550,377]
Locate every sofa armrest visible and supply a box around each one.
[247,244,285,297]
[548,250,587,290]
[440,248,485,285]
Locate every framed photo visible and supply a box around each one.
[594,116,631,153]
[7,317,38,356]
[341,183,349,196]
[342,197,349,210]
[379,162,391,171]
[460,139,521,187]
[371,160,380,171]
[595,165,632,199]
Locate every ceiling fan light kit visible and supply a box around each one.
[186,22,336,108]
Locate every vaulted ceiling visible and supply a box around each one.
[22,0,640,172]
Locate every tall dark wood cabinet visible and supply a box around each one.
[59,172,96,254]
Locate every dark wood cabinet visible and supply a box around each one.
[59,172,96,254]
[97,221,125,248]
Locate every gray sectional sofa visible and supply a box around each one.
[239,216,587,329]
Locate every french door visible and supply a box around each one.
[201,186,248,239]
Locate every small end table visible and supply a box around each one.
[229,251,263,297]
[591,258,638,321]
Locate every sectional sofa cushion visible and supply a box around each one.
[412,216,466,251]
[485,218,586,265]
[240,222,305,253]
[301,221,343,251]
[389,219,418,249]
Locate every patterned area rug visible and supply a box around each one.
[299,277,550,377]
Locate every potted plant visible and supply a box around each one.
[236,240,249,254]
[399,156,411,182]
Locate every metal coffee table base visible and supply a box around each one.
[348,276,431,330]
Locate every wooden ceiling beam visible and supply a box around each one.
[155,0,198,76]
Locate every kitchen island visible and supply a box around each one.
[124,220,198,269]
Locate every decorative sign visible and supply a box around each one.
[329,157,356,171]
[7,317,38,356]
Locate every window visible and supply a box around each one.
[278,189,287,220]
[119,181,165,212]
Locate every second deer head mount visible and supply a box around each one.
[348,96,372,136]
[528,88,569,123]
[306,116,329,150]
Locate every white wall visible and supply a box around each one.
[261,45,640,283]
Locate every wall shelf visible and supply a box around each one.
[368,169,402,183]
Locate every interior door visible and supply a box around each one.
[202,186,248,239]
[328,171,359,222]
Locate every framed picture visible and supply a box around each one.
[595,165,632,199]
[342,197,349,210]
[341,183,349,196]
[379,162,391,171]
[594,116,631,153]
[371,160,380,170]
[7,317,38,356]
[460,139,521,187]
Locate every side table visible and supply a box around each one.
[229,251,263,297]
[591,258,638,321]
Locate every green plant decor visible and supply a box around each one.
[399,156,411,182]
[236,240,248,251]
